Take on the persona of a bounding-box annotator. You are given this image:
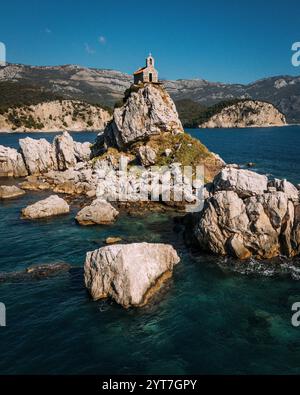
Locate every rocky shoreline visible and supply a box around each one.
[0,82,299,309]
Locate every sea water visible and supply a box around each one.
[0,126,300,374]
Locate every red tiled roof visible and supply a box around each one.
[133,67,146,75]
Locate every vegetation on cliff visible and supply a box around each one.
[175,98,259,128]
[0,82,62,114]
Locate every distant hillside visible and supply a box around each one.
[175,99,256,127]
[199,100,286,128]
[0,64,131,107]
[0,100,111,132]
[174,99,206,128]
[0,81,62,114]
[0,63,299,123]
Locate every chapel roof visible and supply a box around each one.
[133,67,146,75]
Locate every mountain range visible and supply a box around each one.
[0,63,300,123]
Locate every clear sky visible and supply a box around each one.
[0,0,299,83]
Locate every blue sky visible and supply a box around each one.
[0,0,299,83]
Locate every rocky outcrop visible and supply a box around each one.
[0,100,111,133]
[103,83,184,149]
[19,137,57,175]
[268,178,299,201]
[0,145,28,177]
[190,167,300,260]
[214,167,268,197]
[91,82,224,193]
[74,141,91,162]
[75,199,119,225]
[84,242,180,308]
[0,86,224,210]
[19,163,98,197]
[54,131,77,170]
[200,100,286,128]
[21,195,70,219]
[0,185,25,199]
[12,132,92,176]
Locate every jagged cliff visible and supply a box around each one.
[0,100,111,132]
[199,100,286,128]
[103,83,184,149]
[94,83,224,183]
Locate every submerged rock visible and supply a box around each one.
[84,242,180,307]
[0,185,25,199]
[75,199,119,225]
[189,167,300,260]
[21,195,70,219]
[0,263,71,283]
[105,237,123,244]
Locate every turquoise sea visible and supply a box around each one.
[0,126,300,374]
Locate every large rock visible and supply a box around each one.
[84,242,180,307]
[137,145,157,166]
[21,195,70,219]
[214,167,268,197]
[53,131,77,170]
[268,178,299,201]
[74,141,91,162]
[0,185,25,199]
[19,137,57,175]
[18,165,97,197]
[191,168,300,260]
[104,84,184,149]
[75,199,119,225]
[0,133,92,178]
[53,132,91,169]
[0,145,28,177]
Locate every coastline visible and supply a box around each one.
[0,128,104,134]
[198,123,299,130]
[1,123,300,134]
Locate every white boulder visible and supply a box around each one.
[214,167,268,197]
[0,185,25,199]
[0,145,28,177]
[19,137,57,175]
[75,199,119,225]
[21,195,70,219]
[84,242,180,307]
